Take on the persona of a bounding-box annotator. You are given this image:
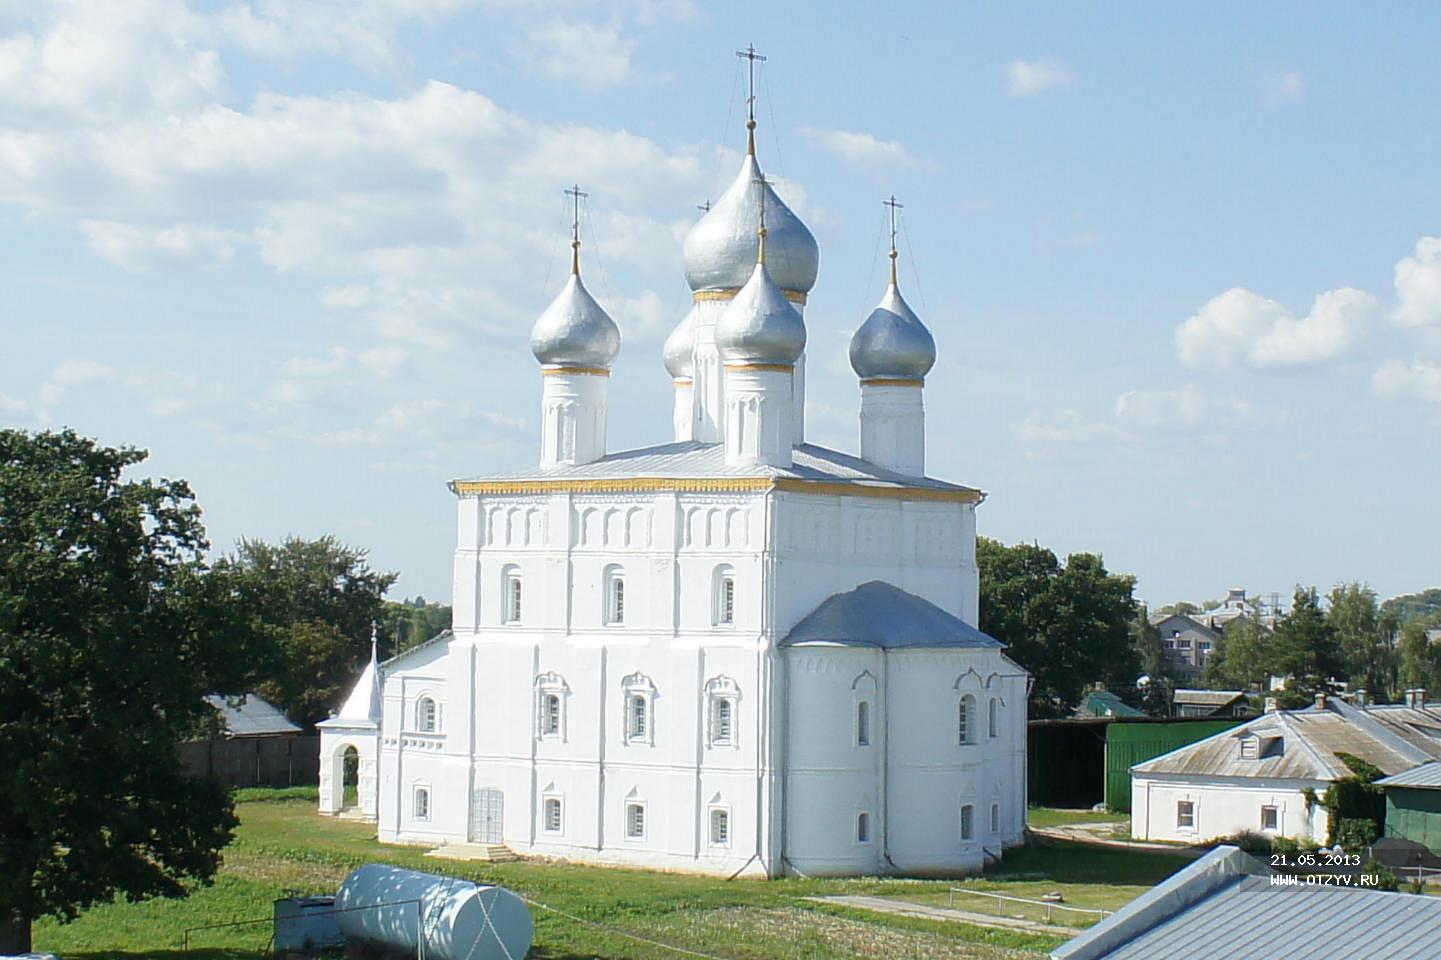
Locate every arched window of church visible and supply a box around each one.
[709,807,730,846]
[621,673,657,746]
[990,802,1000,833]
[417,696,438,732]
[856,812,871,843]
[713,566,736,626]
[534,672,568,741]
[856,701,871,747]
[958,695,977,745]
[704,676,740,748]
[503,567,523,624]
[543,694,561,735]
[414,785,430,821]
[960,803,975,840]
[712,698,733,745]
[605,567,625,625]
[628,695,647,739]
[988,697,1000,738]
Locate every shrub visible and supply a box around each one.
[1229,830,1273,854]
[1335,818,1378,851]
[1272,836,1300,856]
[1359,860,1399,892]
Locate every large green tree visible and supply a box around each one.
[1273,586,1343,700]
[380,595,453,659]
[1398,619,1441,693]
[1327,582,1397,697]
[1205,616,1277,691]
[223,536,397,727]
[977,538,1139,718]
[0,430,265,952]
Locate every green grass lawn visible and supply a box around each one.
[35,796,1109,959]
[1024,807,1129,830]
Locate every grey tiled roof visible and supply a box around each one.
[204,693,301,737]
[452,441,979,494]
[780,581,1003,650]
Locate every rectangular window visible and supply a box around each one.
[709,808,729,846]
[544,797,562,833]
[988,698,999,738]
[1240,737,1258,759]
[628,695,647,740]
[506,577,522,623]
[990,803,1000,833]
[1178,638,1192,649]
[960,804,975,840]
[1261,805,1278,831]
[542,694,561,736]
[856,812,871,843]
[608,577,625,624]
[720,577,735,625]
[1163,639,1175,649]
[712,699,733,745]
[626,802,646,840]
[856,701,871,747]
[958,698,973,745]
[414,787,430,821]
[1177,800,1195,829]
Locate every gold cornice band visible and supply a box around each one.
[724,362,794,373]
[450,475,982,504]
[673,378,694,386]
[861,377,925,388]
[541,366,610,377]
[693,288,808,305]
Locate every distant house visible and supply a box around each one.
[180,693,315,789]
[1172,689,1250,718]
[1051,844,1441,960]
[1376,759,1441,854]
[1151,614,1218,679]
[1131,693,1441,844]
[1076,689,1146,719]
[204,693,303,738]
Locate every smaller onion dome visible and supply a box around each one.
[662,305,697,380]
[849,281,935,381]
[529,273,621,369]
[716,260,806,365]
[683,153,819,296]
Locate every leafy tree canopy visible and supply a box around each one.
[0,430,265,952]
[1381,588,1441,626]
[978,538,1139,718]
[1273,586,1343,698]
[380,596,452,659]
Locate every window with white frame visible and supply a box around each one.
[503,567,523,624]
[604,566,625,625]
[1261,805,1278,831]
[1177,800,1195,829]
[417,696,438,733]
[958,694,977,745]
[543,797,563,833]
[709,807,729,846]
[960,803,975,840]
[856,812,871,844]
[535,672,567,740]
[856,700,871,747]
[414,785,431,821]
[625,801,646,840]
[988,697,1000,738]
[990,802,1000,833]
[1240,736,1258,759]
[705,675,740,748]
[622,673,657,745]
[713,565,736,626]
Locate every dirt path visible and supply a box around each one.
[806,894,1078,937]
[1028,823,1206,857]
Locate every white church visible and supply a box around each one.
[319,72,1029,877]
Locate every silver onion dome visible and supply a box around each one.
[849,282,936,381]
[529,273,621,369]
[715,260,806,365]
[683,153,819,296]
[662,305,697,379]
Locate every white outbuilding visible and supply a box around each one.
[320,81,1029,876]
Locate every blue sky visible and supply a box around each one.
[2,0,1437,608]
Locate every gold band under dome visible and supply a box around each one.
[724,362,794,373]
[861,377,924,388]
[541,365,610,377]
[694,288,808,306]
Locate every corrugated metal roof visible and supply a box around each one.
[1172,689,1246,706]
[1054,845,1441,960]
[1131,708,1423,780]
[452,440,978,493]
[204,693,301,737]
[1377,761,1441,789]
[779,581,1004,650]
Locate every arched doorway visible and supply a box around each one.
[341,745,359,810]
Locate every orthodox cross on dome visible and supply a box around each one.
[884,194,904,285]
[565,183,589,276]
[697,200,712,213]
[368,619,378,663]
[735,43,767,156]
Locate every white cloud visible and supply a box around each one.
[1023,384,1280,451]
[1176,287,1376,369]
[526,20,635,88]
[1006,58,1071,98]
[610,289,669,342]
[1392,236,1441,329]
[1372,359,1441,404]
[79,219,244,271]
[1018,409,1126,446]
[797,126,914,167]
[1264,70,1304,106]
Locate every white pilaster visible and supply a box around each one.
[540,368,608,467]
[859,381,925,476]
[690,298,728,443]
[672,379,695,442]
[724,365,794,467]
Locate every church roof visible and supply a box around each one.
[781,581,1004,650]
[452,441,980,499]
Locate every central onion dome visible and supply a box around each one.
[715,257,806,365]
[529,272,621,369]
[849,281,935,381]
[662,305,697,380]
[683,153,819,297]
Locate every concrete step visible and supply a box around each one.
[424,842,520,863]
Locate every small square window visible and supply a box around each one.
[626,802,646,840]
[1261,805,1278,831]
[544,797,562,833]
[1177,800,1195,829]
[709,808,729,846]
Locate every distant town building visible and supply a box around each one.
[1172,689,1251,718]
[1075,688,1145,719]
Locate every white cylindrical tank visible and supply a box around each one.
[334,864,532,960]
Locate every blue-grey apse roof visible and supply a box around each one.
[780,581,1004,650]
